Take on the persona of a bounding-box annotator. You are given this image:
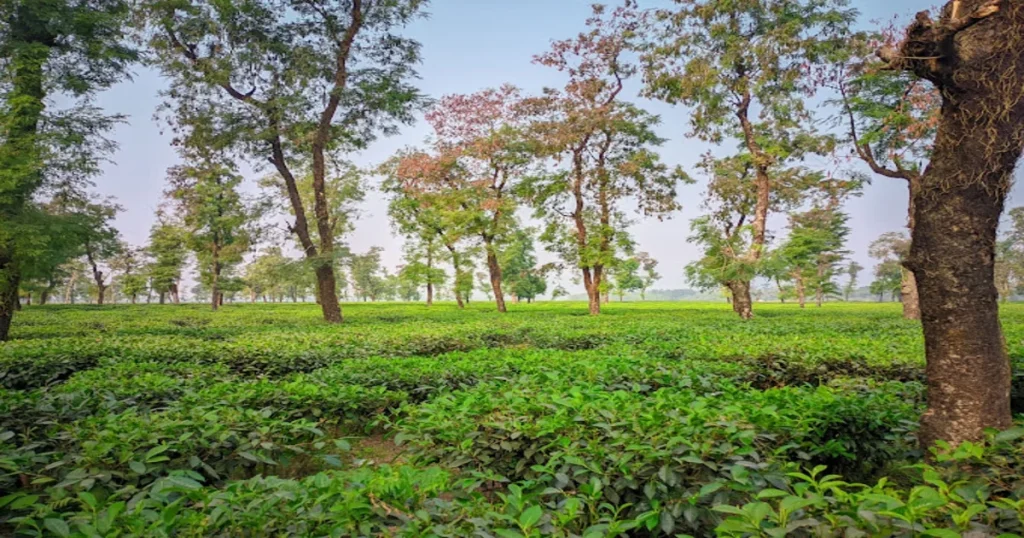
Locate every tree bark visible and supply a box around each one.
[903,179,923,320]
[583,267,601,315]
[728,280,753,320]
[882,0,1024,449]
[314,264,343,323]
[0,254,17,341]
[485,242,507,313]
[900,267,921,320]
[793,271,806,309]
[0,18,48,342]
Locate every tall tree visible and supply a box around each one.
[0,0,135,339]
[143,0,427,323]
[500,227,548,304]
[843,261,864,301]
[110,243,148,304]
[381,151,471,308]
[634,252,659,301]
[684,155,819,315]
[166,132,256,311]
[424,85,536,313]
[870,259,903,302]
[611,257,644,302]
[869,232,911,304]
[835,34,939,319]
[779,208,851,308]
[399,234,446,306]
[524,6,685,315]
[72,198,122,305]
[146,214,188,305]
[996,207,1024,302]
[348,247,387,302]
[639,0,855,319]
[877,0,1024,448]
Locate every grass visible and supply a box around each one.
[2,301,1024,536]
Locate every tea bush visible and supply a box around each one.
[2,301,1024,536]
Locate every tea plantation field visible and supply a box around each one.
[3,302,1024,536]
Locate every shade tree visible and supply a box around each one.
[522,6,685,315]
[142,0,427,323]
[638,0,856,318]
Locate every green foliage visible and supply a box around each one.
[4,303,1024,536]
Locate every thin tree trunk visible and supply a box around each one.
[794,271,806,309]
[900,267,921,320]
[485,241,506,313]
[882,1,1024,449]
[210,244,221,312]
[445,243,465,309]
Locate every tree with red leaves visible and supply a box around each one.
[522,5,686,316]
[423,85,537,313]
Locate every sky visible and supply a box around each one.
[88,0,1023,294]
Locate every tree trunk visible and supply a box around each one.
[210,242,221,312]
[883,0,1024,449]
[485,243,507,313]
[728,280,753,320]
[40,287,51,306]
[794,272,806,309]
[160,292,166,305]
[426,282,433,307]
[583,267,601,315]
[96,285,107,305]
[171,283,180,305]
[900,267,921,320]
[314,264,343,323]
[445,243,466,309]
[130,294,137,305]
[0,255,17,341]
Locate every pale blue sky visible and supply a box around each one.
[90,0,1018,293]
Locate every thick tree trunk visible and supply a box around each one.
[0,32,47,342]
[314,264,343,323]
[426,282,433,307]
[794,272,806,308]
[485,244,507,313]
[40,287,50,306]
[884,0,1024,449]
[159,292,166,305]
[728,280,753,320]
[96,285,107,305]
